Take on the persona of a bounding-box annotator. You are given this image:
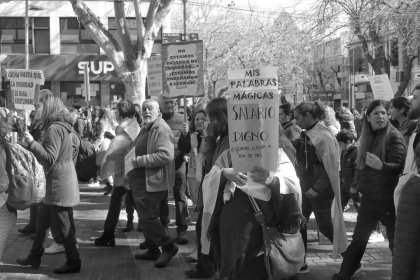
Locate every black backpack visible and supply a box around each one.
[75,134,97,182]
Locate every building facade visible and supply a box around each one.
[0,0,171,109]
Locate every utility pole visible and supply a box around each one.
[182,0,188,122]
[25,0,29,69]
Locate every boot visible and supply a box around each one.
[155,244,178,268]
[53,260,81,274]
[94,235,115,247]
[16,249,44,268]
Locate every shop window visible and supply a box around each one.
[60,18,99,54]
[0,17,50,54]
[60,81,101,108]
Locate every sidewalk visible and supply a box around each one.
[0,185,392,280]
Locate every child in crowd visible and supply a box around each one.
[336,129,358,211]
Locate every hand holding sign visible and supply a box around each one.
[222,168,247,186]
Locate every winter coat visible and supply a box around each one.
[396,119,417,145]
[392,175,420,280]
[128,115,175,193]
[27,112,79,207]
[340,143,358,193]
[355,126,406,206]
[282,119,301,141]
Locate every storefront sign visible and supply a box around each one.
[147,56,163,96]
[161,41,204,97]
[368,74,394,101]
[78,61,114,75]
[227,67,279,173]
[6,69,45,110]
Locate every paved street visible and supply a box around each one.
[0,185,392,280]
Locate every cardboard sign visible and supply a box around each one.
[227,67,279,172]
[368,74,394,101]
[6,69,45,111]
[161,41,204,97]
[124,147,136,175]
[147,56,163,96]
[124,121,140,142]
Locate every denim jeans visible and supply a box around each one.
[300,195,334,252]
[338,198,395,277]
[32,202,80,265]
[103,187,128,238]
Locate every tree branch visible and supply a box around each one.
[69,0,123,68]
[133,0,145,54]
[114,0,133,58]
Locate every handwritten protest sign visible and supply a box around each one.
[368,74,394,101]
[124,147,136,175]
[147,56,163,96]
[6,69,45,111]
[161,41,204,97]
[227,67,279,173]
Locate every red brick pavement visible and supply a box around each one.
[0,185,392,280]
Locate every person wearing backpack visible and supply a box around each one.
[16,95,81,274]
[0,107,17,260]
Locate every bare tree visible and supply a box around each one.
[69,0,175,105]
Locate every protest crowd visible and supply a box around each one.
[1,85,420,280]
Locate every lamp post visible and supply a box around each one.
[25,0,29,69]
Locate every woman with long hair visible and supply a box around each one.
[186,98,229,279]
[92,107,117,194]
[333,100,407,280]
[17,95,81,274]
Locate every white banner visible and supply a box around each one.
[227,67,279,172]
[368,74,394,101]
[6,69,45,110]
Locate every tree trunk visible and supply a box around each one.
[395,55,416,97]
[120,59,147,105]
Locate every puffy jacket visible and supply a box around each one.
[355,126,406,205]
[392,175,420,280]
[27,112,79,207]
[340,143,358,193]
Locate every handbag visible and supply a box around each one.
[248,195,305,280]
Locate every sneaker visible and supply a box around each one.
[154,245,178,268]
[351,263,362,279]
[368,231,385,243]
[187,198,194,207]
[297,263,309,274]
[135,249,161,261]
[18,225,36,235]
[45,241,65,255]
[94,236,115,247]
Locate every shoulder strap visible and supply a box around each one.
[248,195,266,225]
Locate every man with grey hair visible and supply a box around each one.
[127,99,178,268]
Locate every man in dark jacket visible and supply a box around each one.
[159,95,189,244]
[279,103,301,141]
[336,129,358,210]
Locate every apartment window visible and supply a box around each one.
[0,17,50,54]
[60,18,99,54]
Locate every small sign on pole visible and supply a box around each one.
[368,74,394,101]
[161,41,204,98]
[6,69,45,111]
